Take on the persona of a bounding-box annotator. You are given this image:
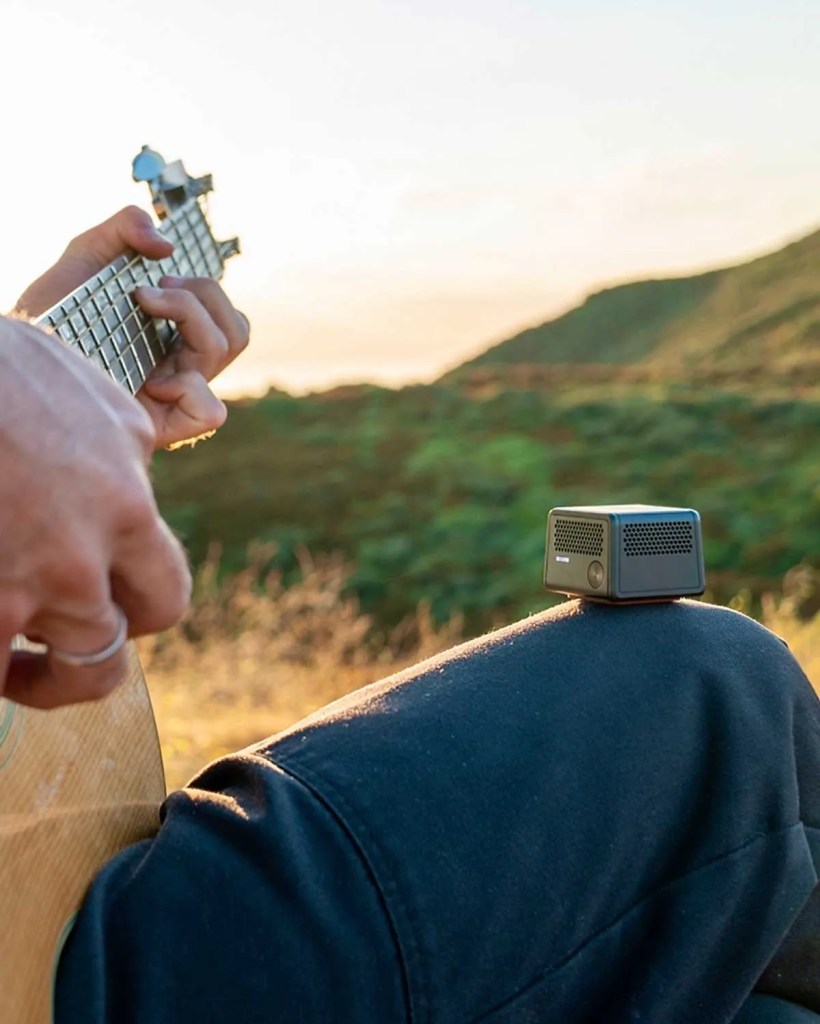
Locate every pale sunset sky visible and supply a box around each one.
[1,0,818,395]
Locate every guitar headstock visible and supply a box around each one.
[132,145,239,262]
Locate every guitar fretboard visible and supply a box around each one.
[37,197,226,395]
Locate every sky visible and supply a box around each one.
[1,0,819,395]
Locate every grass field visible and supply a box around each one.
[141,556,819,791]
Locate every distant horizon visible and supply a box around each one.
[213,211,820,399]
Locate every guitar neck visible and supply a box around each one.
[36,197,235,395]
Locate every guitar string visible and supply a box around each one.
[85,228,212,392]
[113,206,221,391]
[42,199,222,394]
[106,207,214,390]
[108,243,212,393]
[48,199,216,329]
[42,206,203,391]
[58,204,215,388]
[44,200,199,333]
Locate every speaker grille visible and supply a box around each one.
[554,518,604,556]
[623,520,693,557]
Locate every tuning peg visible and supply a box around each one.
[218,237,241,261]
[133,147,201,219]
[189,173,214,199]
[132,145,167,183]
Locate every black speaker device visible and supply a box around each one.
[544,504,706,603]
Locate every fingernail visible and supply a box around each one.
[137,286,162,299]
[160,275,183,287]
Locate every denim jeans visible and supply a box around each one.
[57,600,820,1023]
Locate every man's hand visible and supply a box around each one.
[0,317,191,709]
[16,206,250,450]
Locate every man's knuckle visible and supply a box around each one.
[52,553,107,601]
[172,289,199,316]
[193,278,220,300]
[234,312,251,350]
[212,329,230,359]
[124,401,157,452]
[121,205,150,229]
[169,583,192,623]
[153,573,192,631]
[0,592,34,639]
[204,402,228,432]
[115,484,158,533]
[64,231,90,258]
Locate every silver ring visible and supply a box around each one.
[49,607,129,667]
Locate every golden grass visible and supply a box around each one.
[141,553,819,792]
[761,568,820,695]
[139,550,463,789]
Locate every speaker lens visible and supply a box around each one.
[587,560,604,589]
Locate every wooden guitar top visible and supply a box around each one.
[0,645,165,1024]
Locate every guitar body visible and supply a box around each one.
[0,148,238,1024]
[0,645,165,1024]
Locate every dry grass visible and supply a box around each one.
[141,552,819,791]
[139,549,463,789]
[761,565,820,695]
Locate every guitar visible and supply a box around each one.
[0,148,239,1024]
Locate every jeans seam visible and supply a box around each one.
[257,750,422,1024]
[467,820,813,1023]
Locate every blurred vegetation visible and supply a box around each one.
[152,379,819,634]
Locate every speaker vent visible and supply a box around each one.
[554,518,604,556]
[623,520,693,557]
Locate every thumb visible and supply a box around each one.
[65,205,174,268]
[16,207,175,318]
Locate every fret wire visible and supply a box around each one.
[120,295,150,387]
[191,214,214,275]
[118,301,180,388]
[120,303,157,380]
[170,211,196,277]
[117,298,148,394]
[195,211,221,278]
[40,195,226,393]
[46,198,206,334]
[85,299,120,373]
[181,205,198,274]
[97,294,164,389]
[101,294,135,392]
[55,252,159,381]
[131,319,161,381]
[190,208,211,278]
[131,322,147,386]
[114,311,182,395]
[138,309,169,370]
[113,302,135,394]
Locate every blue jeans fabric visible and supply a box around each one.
[56,600,820,1023]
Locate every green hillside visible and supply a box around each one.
[152,226,820,637]
[153,380,819,635]
[456,227,820,382]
